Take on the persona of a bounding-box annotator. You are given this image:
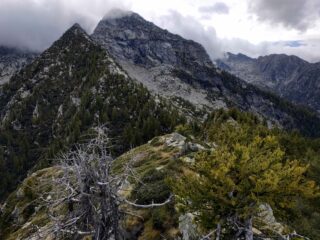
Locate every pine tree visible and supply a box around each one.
[171,132,319,240]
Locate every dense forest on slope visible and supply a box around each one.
[0,25,186,200]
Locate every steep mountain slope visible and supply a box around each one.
[91,10,320,136]
[0,46,37,85]
[216,52,320,112]
[0,23,186,200]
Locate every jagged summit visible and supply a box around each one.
[39,22,96,61]
[93,11,212,68]
[54,23,92,45]
[92,10,218,108]
[68,23,84,32]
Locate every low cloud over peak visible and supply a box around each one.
[102,8,134,20]
[0,0,130,51]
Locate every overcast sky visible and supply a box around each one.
[1,0,320,62]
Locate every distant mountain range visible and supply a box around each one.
[216,52,320,113]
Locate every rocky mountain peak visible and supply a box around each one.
[51,23,93,48]
[68,23,87,35]
[92,11,212,69]
[36,23,98,69]
[92,11,224,110]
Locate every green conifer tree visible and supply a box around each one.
[171,131,319,240]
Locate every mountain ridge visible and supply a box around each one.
[217,52,320,112]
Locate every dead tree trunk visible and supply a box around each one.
[245,217,253,240]
[41,126,172,240]
[215,223,221,240]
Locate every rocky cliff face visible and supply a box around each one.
[0,46,37,85]
[91,10,320,136]
[216,52,320,112]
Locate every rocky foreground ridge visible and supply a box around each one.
[0,133,294,240]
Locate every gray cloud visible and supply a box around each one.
[155,10,223,59]
[155,10,270,60]
[154,10,320,62]
[199,2,229,15]
[248,0,320,31]
[0,0,130,51]
[0,0,319,62]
